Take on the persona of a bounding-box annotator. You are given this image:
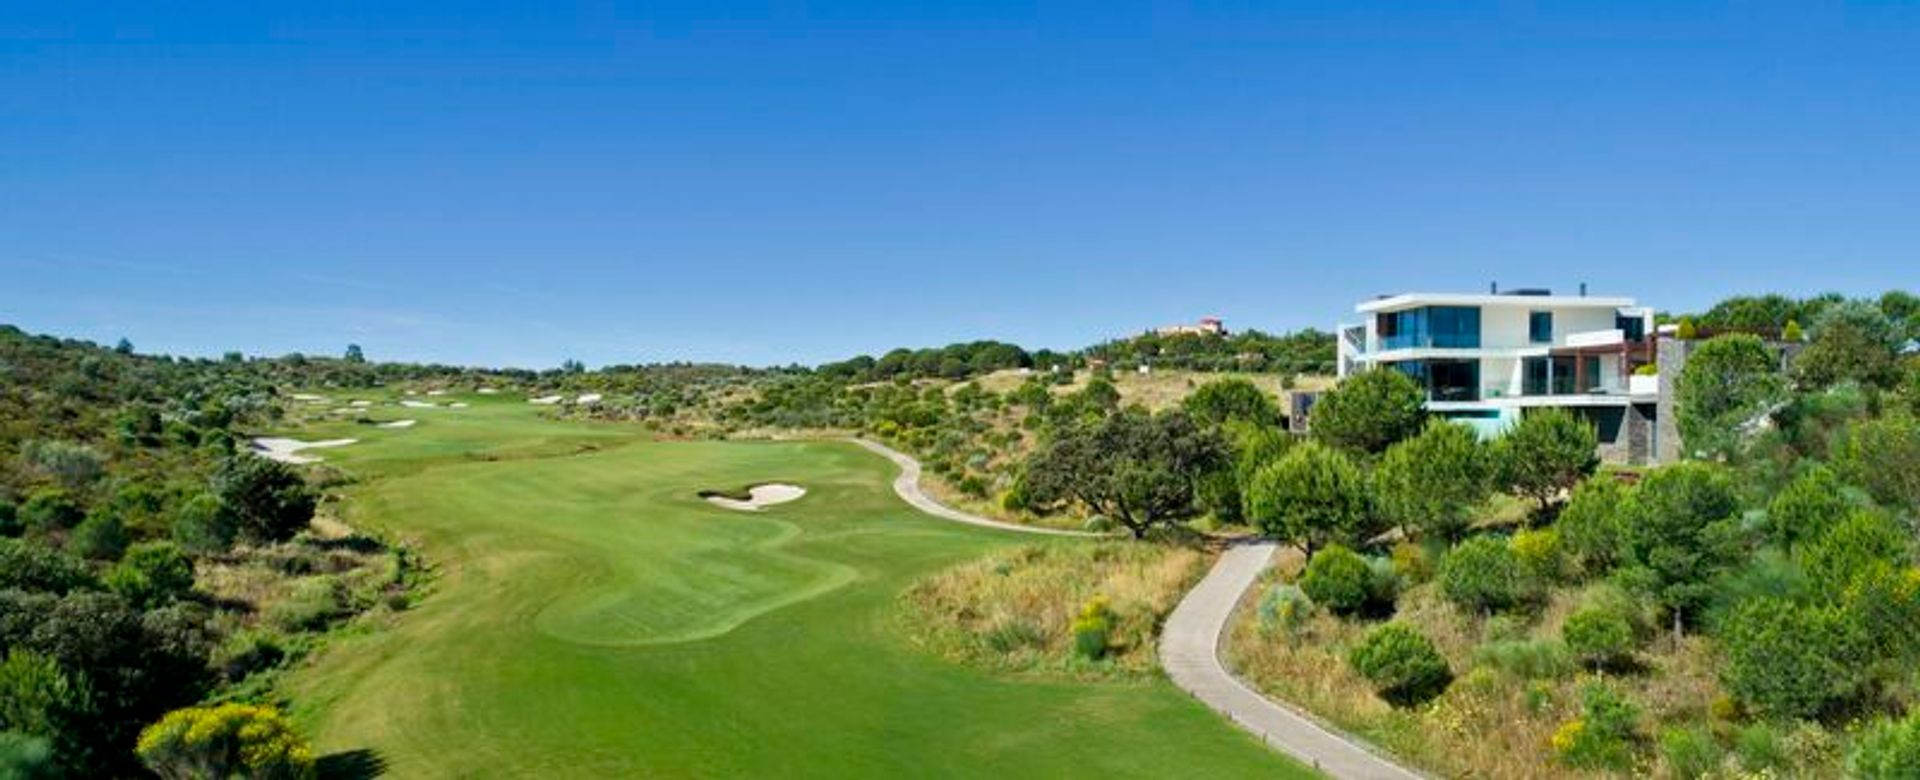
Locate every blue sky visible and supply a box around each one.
[4,1,1918,368]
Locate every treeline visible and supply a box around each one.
[1672,290,1920,344]
[1080,328,1336,375]
[0,326,410,777]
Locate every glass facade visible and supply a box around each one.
[1523,356,1580,395]
[1377,306,1481,350]
[1390,359,1480,402]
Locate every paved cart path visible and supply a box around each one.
[847,438,1106,537]
[1160,543,1425,780]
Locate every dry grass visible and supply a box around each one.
[1225,568,1815,779]
[972,368,1332,413]
[899,542,1211,679]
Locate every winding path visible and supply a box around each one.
[847,438,1105,537]
[1161,543,1425,780]
[851,436,1417,777]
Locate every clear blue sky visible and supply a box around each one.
[4,2,1917,368]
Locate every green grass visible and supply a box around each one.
[278,396,1314,778]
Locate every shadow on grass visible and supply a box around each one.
[318,748,387,779]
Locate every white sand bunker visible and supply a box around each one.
[477,387,500,395]
[529,395,563,405]
[350,400,373,408]
[379,419,417,429]
[449,402,469,409]
[250,437,357,465]
[576,393,603,405]
[290,393,325,402]
[702,484,807,512]
[400,400,439,409]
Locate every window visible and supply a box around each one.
[1529,311,1553,344]
[1378,306,1481,350]
[1616,313,1646,342]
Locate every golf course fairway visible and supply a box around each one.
[279,399,1313,777]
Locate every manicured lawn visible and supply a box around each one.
[278,398,1314,777]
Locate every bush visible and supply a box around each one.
[0,500,18,537]
[70,512,129,561]
[105,542,196,609]
[1389,541,1432,584]
[1347,623,1451,707]
[136,702,315,780]
[0,538,96,594]
[19,440,104,491]
[1562,604,1636,669]
[1718,596,1865,720]
[212,456,317,544]
[1440,535,1536,613]
[1257,584,1315,644]
[1551,681,1641,770]
[1556,477,1628,576]
[1300,544,1382,615]
[217,631,289,683]
[1767,467,1854,551]
[18,490,83,535]
[1658,725,1723,780]
[0,650,86,745]
[0,731,56,780]
[1509,527,1564,584]
[170,494,238,555]
[1071,595,1113,661]
[1851,712,1920,779]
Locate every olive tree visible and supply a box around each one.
[1019,409,1226,538]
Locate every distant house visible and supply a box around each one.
[1154,317,1227,338]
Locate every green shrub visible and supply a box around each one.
[1389,541,1432,584]
[170,493,238,555]
[1440,535,1536,613]
[217,631,289,683]
[1509,527,1564,584]
[104,542,196,609]
[0,731,55,780]
[1300,544,1379,615]
[18,490,83,535]
[212,455,318,544]
[1347,623,1451,707]
[1257,584,1315,644]
[1851,712,1920,779]
[1550,681,1641,770]
[1733,722,1787,773]
[1658,724,1723,780]
[1767,467,1853,551]
[0,500,18,537]
[1071,596,1113,661]
[1562,605,1637,669]
[1472,639,1572,680]
[1556,477,1629,576]
[1719,596,1865,720]
[0,538,95,594]
[69,511,129,561]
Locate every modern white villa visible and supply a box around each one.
[1336,287,1667,464]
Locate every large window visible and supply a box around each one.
[1522,356,1577,396]
[1390,359,1480,402]
[1378,306,1481,350]
[1616,313,1646,342]
[1529,311,1553,344]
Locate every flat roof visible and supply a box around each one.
[1356,292,1638,314]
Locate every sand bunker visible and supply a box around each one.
[290,393,325,402]
[702,484,807,512]
[350,400,373,408]
[400,400,438,409]
[379,419,417,429]
[427,389,447,396]
[250,437,357,465]
[477,388,500,395]
[576,393,603,405]
[530,395,563,405]
[449,402,470,409]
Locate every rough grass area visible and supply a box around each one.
[900,542,1210,679]
[1227,556,1840,779]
